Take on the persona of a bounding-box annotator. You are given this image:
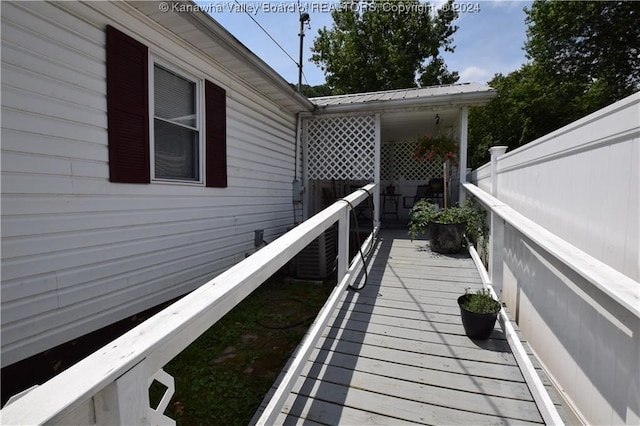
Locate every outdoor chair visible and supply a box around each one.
[403,179,444,208]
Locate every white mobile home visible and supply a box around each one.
[1,0,495,372]
[2,2,638,424]
[1,0,313,367]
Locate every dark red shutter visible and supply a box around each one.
[205,80,227,188]
[106,25,150,183]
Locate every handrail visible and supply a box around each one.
[255,217,377,424]
[1,184,377,425]
[465,238,564,425]
[463,182,640,318]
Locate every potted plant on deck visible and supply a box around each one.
[408,199,481,253]
[457,289,502,339]
[408,129,484,253]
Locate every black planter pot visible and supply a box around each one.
[457,295,501,339]
[428,222,465,254]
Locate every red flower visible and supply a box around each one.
[411,133,458,164]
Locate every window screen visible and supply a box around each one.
[153,64,199,181]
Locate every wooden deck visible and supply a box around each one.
[254,228,568,425]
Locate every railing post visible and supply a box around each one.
[489,146,507,198]
[337,204,350,284]
[489,146,508,297]
[93,360,151,425]
[458,107,468,202]
[372,184,380,230]
[374,113,381,231]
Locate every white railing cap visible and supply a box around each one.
[464,182,640,319]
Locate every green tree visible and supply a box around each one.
[468,65,577,168]
[525,0,640,105]
[310,0,459,94]
[468,0,640,168]
[288,83,334,97]
[301,83,334,97]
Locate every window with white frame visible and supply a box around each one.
[107,25,227,188]
[152,63,202,182]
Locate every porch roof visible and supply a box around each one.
[310,82,496,113]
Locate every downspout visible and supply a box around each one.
[294,113,300,182]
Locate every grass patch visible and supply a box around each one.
[155,272,335,425]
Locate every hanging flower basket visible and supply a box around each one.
[411,133,459,165]
[410,132,459,209]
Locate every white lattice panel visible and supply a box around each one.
[307,115,376,180]
[382,140,441,181]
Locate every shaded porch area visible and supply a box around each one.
[303,83,497,224]
[254,228,569,424]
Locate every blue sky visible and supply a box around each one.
[202,1,533,87]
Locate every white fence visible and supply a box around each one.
[470,92,639,282]
[467,93,640,425]
[1,184,378,425]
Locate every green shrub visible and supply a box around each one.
[408,198,484,241]
[460,289,501,314]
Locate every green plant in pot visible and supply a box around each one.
[408,199,481,253]
[457,289,501,339]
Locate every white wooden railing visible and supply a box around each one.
[467,94,640,424]
[1,184,378,425]
[464,180,640,424]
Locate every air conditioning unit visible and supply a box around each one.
[294,224,337,280]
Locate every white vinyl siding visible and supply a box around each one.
[1,1,301,366]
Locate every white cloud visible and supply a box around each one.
[459,66,492,83]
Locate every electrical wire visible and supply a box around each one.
[234,0,299,67]
[301,70,311,88]
[233,0,316,91]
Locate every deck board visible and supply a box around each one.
[302,348,535,401]
[320,324,515,365]
[315,334,525,382]
[322,304,512,349]
[286,379,542,425]
[254,228,567,425]
[297,363,543,422]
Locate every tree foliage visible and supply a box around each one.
[525,1,640,102]
[302,83,334,97]
[468,65,576,168]
[468,0,640,168]
[290,83,334,97]
[310,0,459,94]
